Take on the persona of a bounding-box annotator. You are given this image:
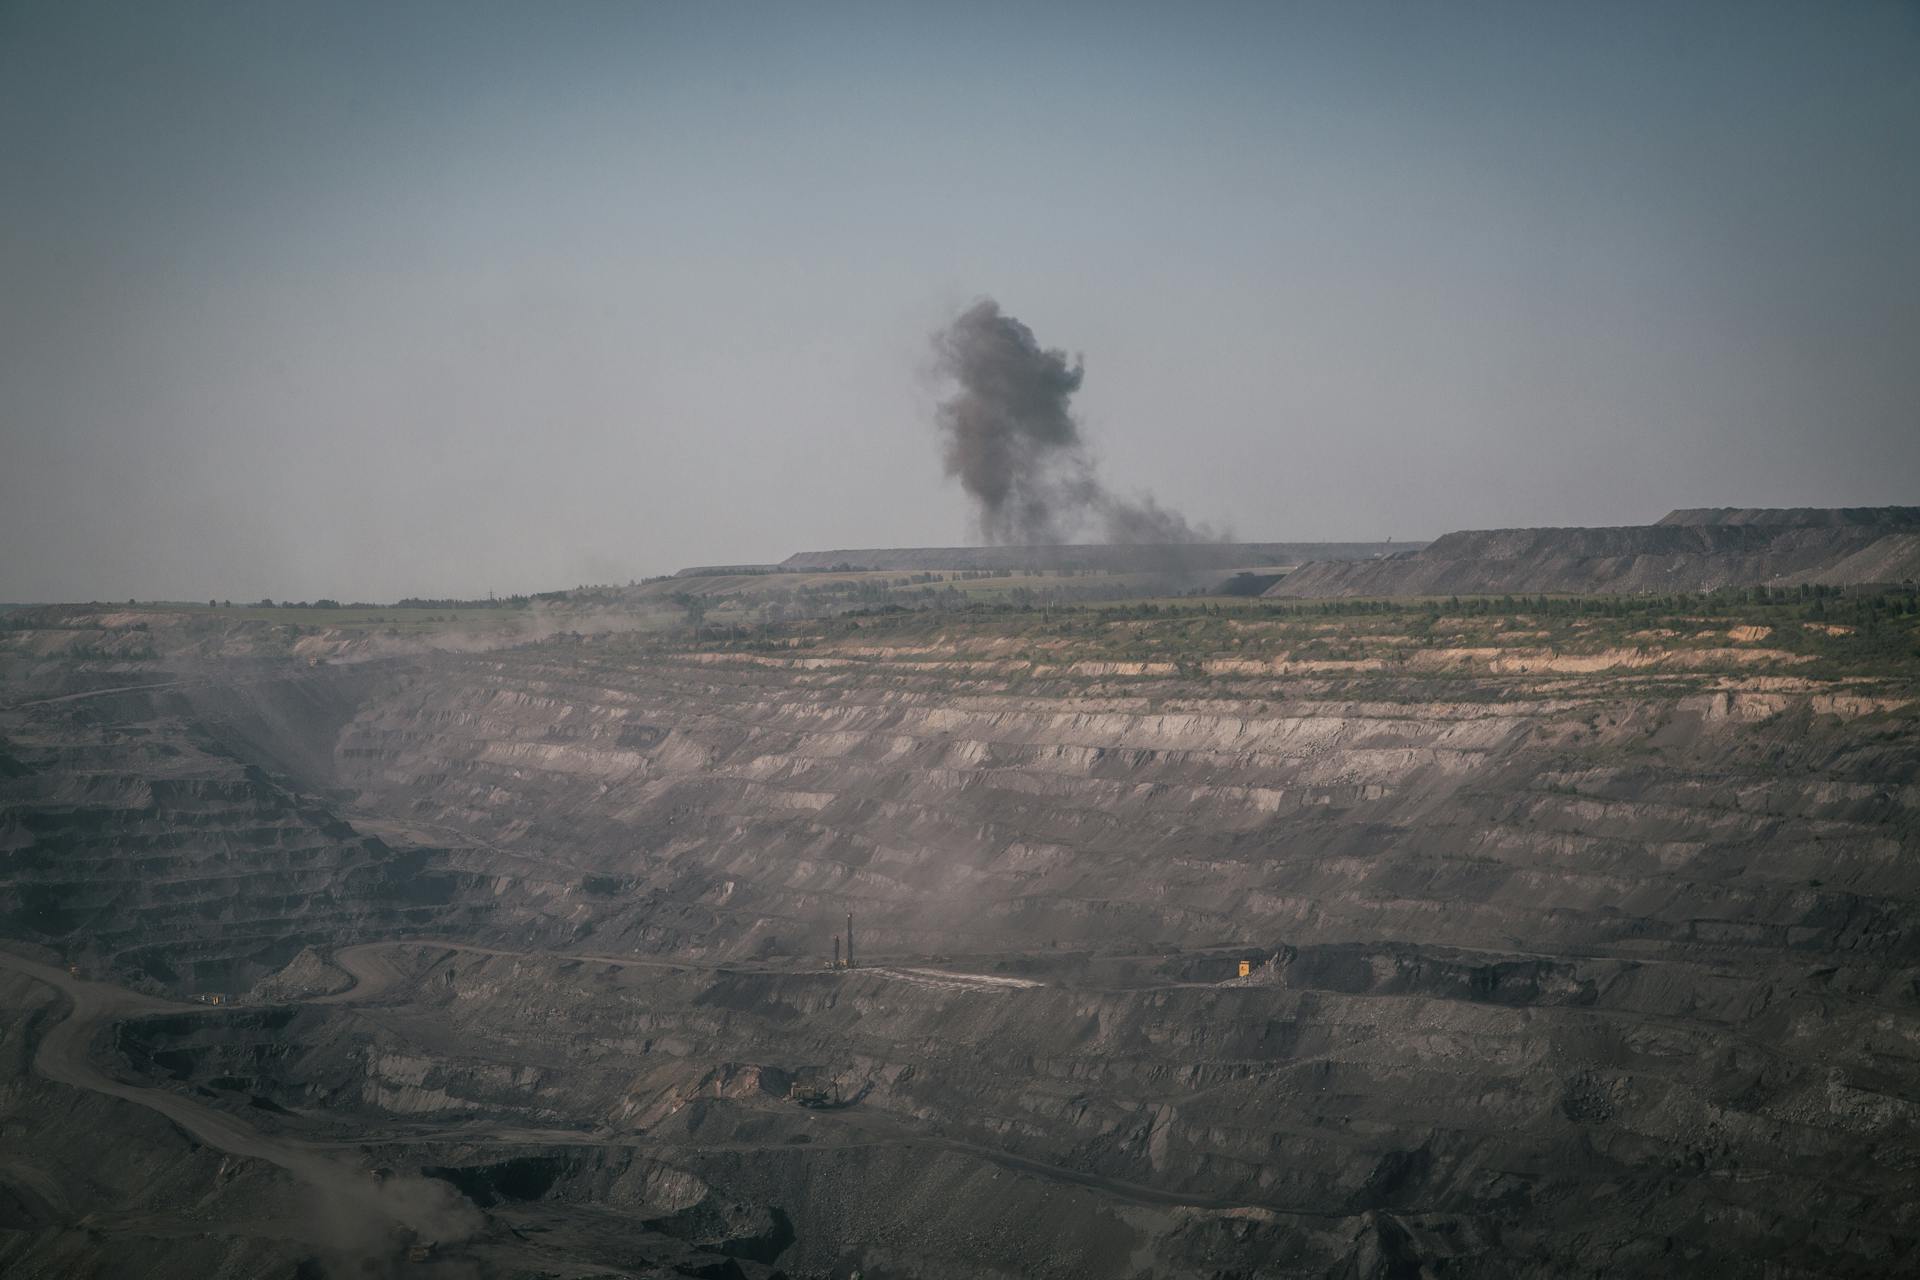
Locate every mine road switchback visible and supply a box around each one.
[0,936,1344,1235]
[0,945,478,1257]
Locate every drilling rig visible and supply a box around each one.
[831,911,857,970]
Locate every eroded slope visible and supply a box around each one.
[3,596,1918,1277]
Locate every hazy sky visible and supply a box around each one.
[3,1,1916,601]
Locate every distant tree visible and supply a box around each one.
[208,599,217,608]
[670,592,708,629]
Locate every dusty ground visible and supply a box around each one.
[1,595,1917,1277]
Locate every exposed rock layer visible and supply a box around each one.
[1271,507,1920,597]
[2,601,1917,1277]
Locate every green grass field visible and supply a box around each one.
[658,584,1920,682]
[138,603,533,635]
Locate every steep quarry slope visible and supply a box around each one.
[4,600,1920,1277]
[300,611,1920,1274]
[330,622,1919,967]
[0,666,487,991]
[1272,507,1920,598]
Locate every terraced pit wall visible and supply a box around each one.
[2,599,1918,1276]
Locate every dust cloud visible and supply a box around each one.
[932,299,1218,546]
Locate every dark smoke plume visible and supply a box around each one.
[932,299,1216,545]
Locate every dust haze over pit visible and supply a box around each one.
[0,7,1916,1272]
[1,1,1916,602]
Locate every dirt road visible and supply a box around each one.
[0,949,478,1251]
[324,937,1049,1001]
[8,680,184,710]
[0,937,1269,1232]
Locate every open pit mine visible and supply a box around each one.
[2,535,1919,1278]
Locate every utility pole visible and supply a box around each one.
[845,910,855,970]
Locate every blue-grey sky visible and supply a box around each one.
[3,1,1916,601]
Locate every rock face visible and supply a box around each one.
[0,670,488,991]
[247,945,352,1001]
[327,645,1918,970]
[2,599,1918,1277]
[1659,505,1920,528]
[1270,507,1920,597]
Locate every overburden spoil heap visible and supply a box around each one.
[1271,505,1920,597]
